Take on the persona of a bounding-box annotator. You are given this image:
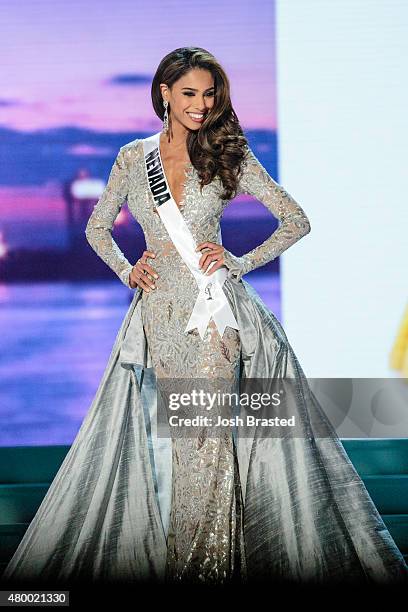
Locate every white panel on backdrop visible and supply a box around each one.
[276,0,408,377]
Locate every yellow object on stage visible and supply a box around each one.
[390,303,408,377]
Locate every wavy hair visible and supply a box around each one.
[151,47,249,201]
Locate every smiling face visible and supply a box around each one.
[160,68,215,131]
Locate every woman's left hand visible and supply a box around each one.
[195,242,226,276]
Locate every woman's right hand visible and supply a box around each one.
[129,250,159,292]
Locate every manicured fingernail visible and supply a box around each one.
[154,274,158,279]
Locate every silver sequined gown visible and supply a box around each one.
[3,131,408,588]
[83,135,311,584]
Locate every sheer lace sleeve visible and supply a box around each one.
[85,145,135,289]
[223,145,311,282]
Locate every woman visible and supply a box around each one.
[2,47,407,588]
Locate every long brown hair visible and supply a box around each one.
[151,47,249,201]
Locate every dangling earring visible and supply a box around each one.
[163,100,169,133]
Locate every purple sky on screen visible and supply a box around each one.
[0,0,276,247]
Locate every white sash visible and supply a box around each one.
[142,132,240,340]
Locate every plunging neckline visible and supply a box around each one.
[157,132,193,212]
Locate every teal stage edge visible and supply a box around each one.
[1,439,407,576]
